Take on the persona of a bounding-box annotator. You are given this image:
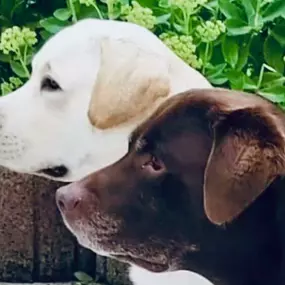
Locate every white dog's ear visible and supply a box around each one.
[88,38,170,129]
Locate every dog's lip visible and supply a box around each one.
[110,253,168,272]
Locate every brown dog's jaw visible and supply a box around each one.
[59,211,123,257]
[111,254,169,272]
[56,183,171,267]
[61,212,171,271]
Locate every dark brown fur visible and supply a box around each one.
[56,88,285,285]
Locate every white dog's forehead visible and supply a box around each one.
[31,19,152,91]
[32,19,164,71]
[32,27,99,87]
[33,22,93,67]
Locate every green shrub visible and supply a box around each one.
[0,0,285,108]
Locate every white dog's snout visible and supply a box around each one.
[0,112,26,161]
[0,132,26,161]
[0,112,5,129]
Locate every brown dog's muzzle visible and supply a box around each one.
[56,183,88,213]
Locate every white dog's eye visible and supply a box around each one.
[41,77,61,91]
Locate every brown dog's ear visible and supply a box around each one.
[88,38,170,129]
[204,108,285,225]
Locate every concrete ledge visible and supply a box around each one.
[0,283,73,285]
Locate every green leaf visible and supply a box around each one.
[222,36,239,68]
[205,63,228,85]
[121,0,131,4]
[40,30,53,41]
[263,35,284,74]
[262,0,285,22]
[158,0,170,8]
[226,70,245,90]
[0,0,16,18]
[251,13,264,30]
[10,61,29,78]
[243,76,258,91]
[11,0,26,19]
[25,54,33,65]
[137,0,156,8]
[261,72,285,88]
[236,41,250,70]
[74,271,93,282]
[173,23,184,33]
[203,0,219,13]
[258,86,285,103]
[262,71,283,82]
[0,15,9,26]
[0,53,11,63]
[270,21,285,47]
[240,0,264,29]
[156,13,171,24]
[240,0,256,21]
[199,43,213,63]
[218,0,246,21]
[77,6,105,20]
[264,77,285,89]
[54,8,71,21]
[225,19,252,36]
[209,76,228,85]
[39,17,67,34]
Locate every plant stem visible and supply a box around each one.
[68,0,78,22]
[253,0,261,30]
[202,42,210,74]
[106,0,114,19]
[16,48,30,78]
[257,63,277,90]
[23,45,28,66]
[184,12,190,35]
[182,9,188,34]
[19,57,30,78]
[257,64,265,90]
[92,2,104,19]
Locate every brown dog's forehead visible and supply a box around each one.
[131,88,282,141]
[128,88,285,226]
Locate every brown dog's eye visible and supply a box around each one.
[41,77,61,91]
[141,155,164,173]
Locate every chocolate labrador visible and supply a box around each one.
[56,88,285,285]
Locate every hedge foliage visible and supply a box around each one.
[0,0,285,107]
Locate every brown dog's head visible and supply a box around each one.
[56,88,285,273]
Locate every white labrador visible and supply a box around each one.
[0,19,211,182]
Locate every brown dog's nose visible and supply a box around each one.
[56,183,83,212]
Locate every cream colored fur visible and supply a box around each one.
[0,19,211,181]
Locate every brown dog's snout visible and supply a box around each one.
[56,183,86,212]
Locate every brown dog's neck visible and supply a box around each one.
[167,177,284,285]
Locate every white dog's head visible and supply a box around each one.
[0,19,211,181]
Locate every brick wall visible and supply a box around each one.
[0,167,130,284]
